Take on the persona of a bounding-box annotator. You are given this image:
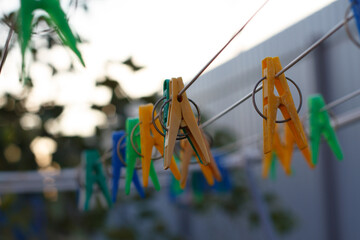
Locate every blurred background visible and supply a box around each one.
[0,0,359,239]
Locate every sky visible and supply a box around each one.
[0,0,336,137]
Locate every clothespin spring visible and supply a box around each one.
[252,76,303,123]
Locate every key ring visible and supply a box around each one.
[100,148,112,179]
[252,76,303,123]
[344,2,360,49]
[152,96,166,136]
[154,97,201,140]
[116,134,127,166]
[129,121,163,160]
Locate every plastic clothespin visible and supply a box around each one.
[163,79,171,133]
[350,0,360,37]
[191,171,211,203]
[264,124,294,178]
[308,94,343,165]
[168,155,184,202]
[139,104,181,186]
[270,153,277,180]
[164,77,211,169]
[262,57,314,178]
[179,130,222,189]
[126,118,161,191]
[112,131,145,201]
[83,150,112,211]
[212,153,232,193]
[19,0,85,80]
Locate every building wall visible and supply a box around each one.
[186,1,360,239]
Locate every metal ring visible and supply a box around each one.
[152,96,167,136]
[252,76,303,123]
[130,121,163,160]
[158,97,201,140]
[116,134,127,166]
[344,3,360,49]
[100,148,112,180]
[158,99,188,140]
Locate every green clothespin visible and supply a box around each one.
[308,94,343,165]
[125,118,160,193]
[83,150,112,211]
[19,0,85,81]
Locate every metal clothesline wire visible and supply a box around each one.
[200,13,354,129]
[212,93,360,155]
[177,0,270,98]
[1,105,360,194]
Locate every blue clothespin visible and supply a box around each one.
[212,153,232,193]
[350,0,360,37]
[83,150,112,211]
[30,196,46,240]
[112,131,145,202]
[168,156,184,202]
[191,171,212,203]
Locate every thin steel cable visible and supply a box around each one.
[213,94,360,154]
[322,88,360,112]
[200,14,354,129]
[201,85,263,129]
[177,0,270,98]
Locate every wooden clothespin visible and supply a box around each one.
[262,57,314,177]
[126,118,160,191]
[139,103,181,187]
[112,131,145,201]
[179,130,222,189]
[19,0,85,81]
[308,94,343,165]
[83,150,112,211]
[263,124,294,178]
[164,77,211,169]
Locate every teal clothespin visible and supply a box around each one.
[270,153,277,180]
[163,79,170,148]
[83,150,112,211]
[19,0,85,81]
[125,118,160,193]
[350,0,360,37]
[308,94,343,165]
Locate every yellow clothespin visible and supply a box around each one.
[264,124,294,177]
[262,57,314,178]
[179,130,222,189]
[164,77,211,169]
[139,103,181,187]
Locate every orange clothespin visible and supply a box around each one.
[179,130,222,189]
[264,124,294,177]
[139,103,181,187]
[261,56,314,177]
[164,77,211,169]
